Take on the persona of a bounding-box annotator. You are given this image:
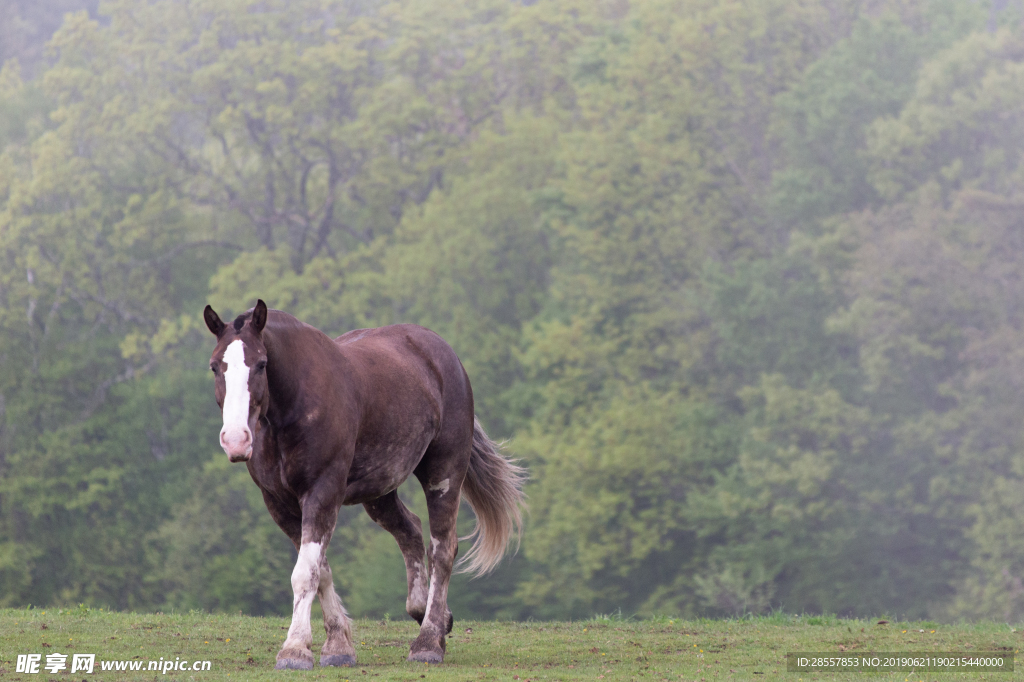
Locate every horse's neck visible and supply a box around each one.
[263,322,332,421]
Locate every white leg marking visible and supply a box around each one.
[428,478,450,495]
[283,542,322,652]
[423,537,443,627]
[219,340,253,457]
[422,567,438,624]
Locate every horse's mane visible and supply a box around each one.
[232,307,309,334]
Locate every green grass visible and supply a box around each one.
[0,607,1021,680]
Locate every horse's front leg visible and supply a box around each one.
[276,539,324,670]
[277,493,351,672]
[318,557,356,667]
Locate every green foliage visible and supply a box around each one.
[866,29,1024,202]
[771,15,922,225]
[0,6,232,608]
[149,456,296,615]
[518,389,731,618]
[770,2,986,228]
[2,0,1023,624]
[0,0,97,77]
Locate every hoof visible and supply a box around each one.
[321,654,356,667]
[275,658,314,670]
[408,650,444,664]
[276,647,314,670]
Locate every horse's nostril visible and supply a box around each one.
[220,426,252,453]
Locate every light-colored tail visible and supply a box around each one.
[457,417,527,576]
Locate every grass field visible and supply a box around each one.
[0,607,1020,680]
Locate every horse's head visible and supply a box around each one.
[204,299,270,462]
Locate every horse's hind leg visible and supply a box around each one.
[363,491,429,623]
[408,467,464,663]
[318,557,356,667]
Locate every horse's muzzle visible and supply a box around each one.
[220,424,253,462]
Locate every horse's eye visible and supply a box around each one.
[210,365,218,374]
[255,360,267,372]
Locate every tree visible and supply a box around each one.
[0,10,229,608]
[807,27,1024,618]
[513,0,850,616]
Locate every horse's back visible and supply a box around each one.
[334,324,467,391]
[335,323,445,348]
[330,324,473,503]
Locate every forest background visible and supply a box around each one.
[2,0,1024,623]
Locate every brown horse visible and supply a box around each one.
[204,300,525,668]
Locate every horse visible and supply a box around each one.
[203,300,526,668]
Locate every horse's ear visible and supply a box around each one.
[204,305,226,337]
[252,299,268,334]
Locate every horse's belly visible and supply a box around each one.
[342,442,426,505]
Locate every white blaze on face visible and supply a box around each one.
[219,339,253,459]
